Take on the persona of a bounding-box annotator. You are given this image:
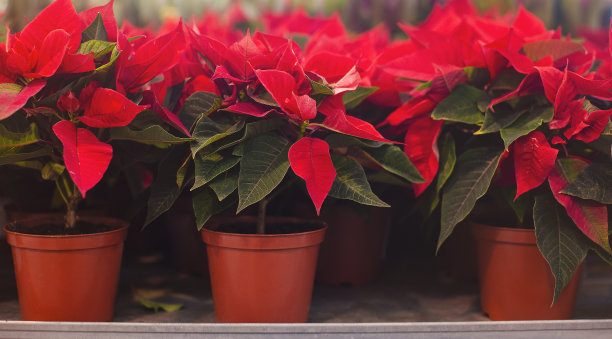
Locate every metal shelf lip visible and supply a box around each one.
[1,320,612,338]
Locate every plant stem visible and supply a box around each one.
[64,184,81,229]
[256,198,268,235]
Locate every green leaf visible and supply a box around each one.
[237,133,290,213]
[144,150,187,226]
[192,186,236,230]
[438,147,503,252]
[209,170,238,201]
[360,144,425,183]
[476,106,527,134]
[561,162,612,204]
[500,106,553,149]
[309,77,334,95]
[77,40,116,59]
[412,133,456,223]
[191,152,241,191]
[41,162,65,181]
[436,133,456,193]
[192,186,219,230]
[178,91,222,132]
[325,134,385,149]
[110,125,192,148]
[534,192,590,304]
[136,297,182,313]
[431,84,485,124]
[190,117,245,156]
[328,155,390,207]
[176,156,192,188]
[0,146,52,166]
[0,123,39,148]
[343,86,378,110]
[81,13,108,42]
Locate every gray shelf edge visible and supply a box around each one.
[1,319,612,338]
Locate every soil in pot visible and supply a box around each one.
[471,223,583,320]
[4,214,129,321]
[202,216,326,323]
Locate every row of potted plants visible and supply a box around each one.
[0,0,610,322]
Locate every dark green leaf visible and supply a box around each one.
[500,106,554,149]
[436,133,456,193]
[110,125,192,147]
[190,117,244,156]
[329,155,390,207]
[561,162,612,204]
[178,91,222,131]
[0,146,52,166]
[209,118,287,155]
[325,134,385,149]
[476,106,527,134]
[343,86,378,110]
[431,84,484,124]
[361,144,424,183]
[191,152,241,191]
[192,186,236,230]
[309,77,334,95]
[81,13,108,42]
[144,150,187,226]
[77,40,116,59]
[534,192,590,304]
[438,147,503,252]
[41,162,65,181]
[176,156,192,188]
[237,133,290,212]
[0,123,39,148]
[192,186,218,230]
[209,170,238,201]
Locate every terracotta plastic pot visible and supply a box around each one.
[316,203,390,285]
[4,214,129,321]
[471,223,583,320]
[202,216,327,323]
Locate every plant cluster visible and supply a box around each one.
[376,0,612,301]
[0,0,610,302]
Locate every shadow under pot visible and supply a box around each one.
[202,216,327,323]
[4,214,128,321]
[471,223,583,320]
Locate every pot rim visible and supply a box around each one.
[470,222,536,245]
[202,216,328,250]
[4,214,129,251]
[3,215,129,239]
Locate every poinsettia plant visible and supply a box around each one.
[0,0,191,229]
[379,0,612,303]
[142,14,425,233]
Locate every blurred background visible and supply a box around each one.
[0,0,610,36]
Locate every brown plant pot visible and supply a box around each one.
[471,223,583,320]
[202,216,327,323]
[316,203,390,285]
[4,215,129,321]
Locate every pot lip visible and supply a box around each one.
[202,216,328,238]
[3,215,129,239]
[469,222,536,244]
[470,222,534,233]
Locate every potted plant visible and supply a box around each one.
[142,17,424,321]
[0,0,189,321]
[378,0,612,320]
